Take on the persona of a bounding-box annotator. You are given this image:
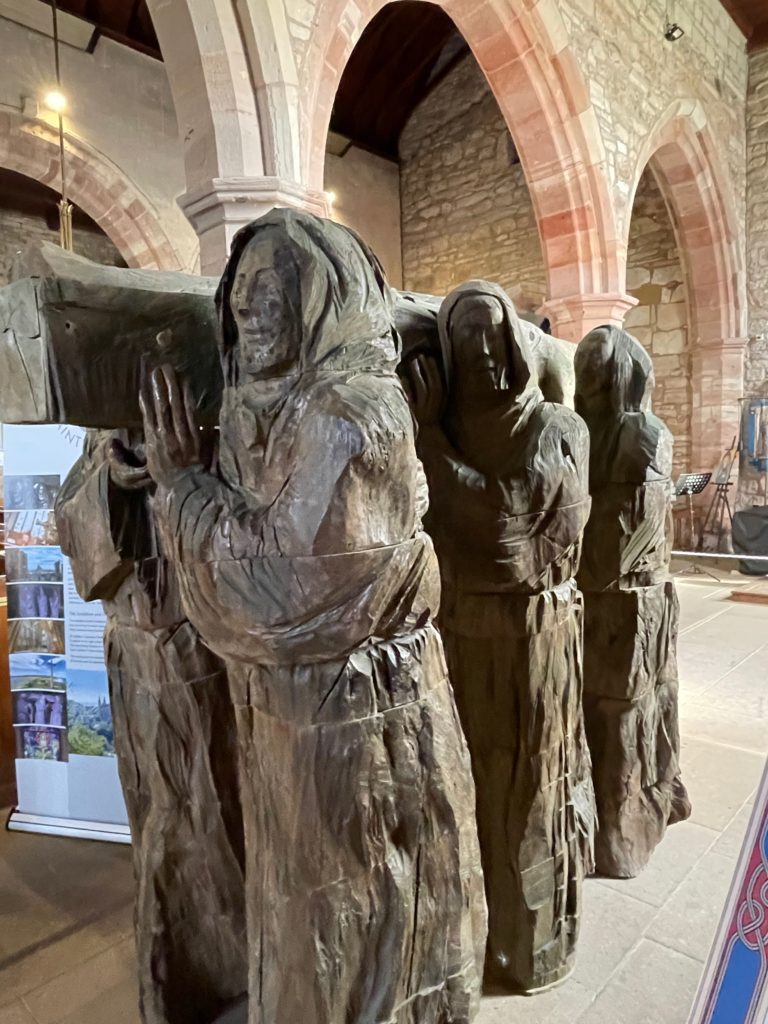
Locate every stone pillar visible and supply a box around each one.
[539,293,638,344]
[179,177,330,276]
[690,337,747,474]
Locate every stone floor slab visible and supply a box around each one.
[0,1002,38,1024]
[0,901,133,1008]
[572,939,702,1024]
[681,737,764,831]
[55,973,140,1024]
[596,819,718,908]
[21,938,136,1024]
[572,882,656,992]
[712,802,754,860]
[477,979,594,1024]
[0,577,765,1024]
[680,699,768,756]
[677,638,761,692]
[702,649,768,719]
[646,850,736,962]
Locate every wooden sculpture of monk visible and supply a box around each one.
[575,326,691,879]
[55,429,247,1024]
[406,280,596,994]
[139,210,487,1024]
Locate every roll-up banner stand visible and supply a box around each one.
[690,756,768,1024]
[3,424,128,843]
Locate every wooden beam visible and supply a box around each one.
[90,25,161,59]
[331,1,459,158]
[416,45,469,113]
[38,0,161,59]
[719,0,751,37]
[749,20,768,52]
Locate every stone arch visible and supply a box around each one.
[630,100,747,470]
[147,0,307,186]
[0,110,182,271]
[631,100,745,347]
[301,0,624,332]
[146,0,320,273]
[145,0,266,187]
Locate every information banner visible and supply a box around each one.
[3,425,128,842]
[690,756,768,1024]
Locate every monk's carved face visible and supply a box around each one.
[229,238,300,378]
[575,329,654,416]
[575,331,614,417]
[450,295,512,397]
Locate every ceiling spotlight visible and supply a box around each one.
[325,190,337,206]
[664,22,685,41]
[43,89,67,113]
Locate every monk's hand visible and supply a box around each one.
[405,355,444,428]
[108,437,152,491]
[139,364,203,486]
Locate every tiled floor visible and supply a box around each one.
[1,574,766,1024]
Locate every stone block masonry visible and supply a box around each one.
[0,206,124,288]
[747,50,768,398]
[398,54,693,481]
[625,170,691,477]
[742,49,768,508]
[399,56,546,317]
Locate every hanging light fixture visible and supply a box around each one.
[47,0,73,250]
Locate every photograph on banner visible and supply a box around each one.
[13,690,67,727]
[14,725,68,762]
[10,652,67,691]
[6,547,64,583]
[9,620,66,655]
[5,510,59,547]
[10,654,113,758]
[4,475,61,511]
[4,423,127,828]
[66,667,115,757]
[7,582,65,620]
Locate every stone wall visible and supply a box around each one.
[399,56,695,477]
[399,56,546,313]
[325,144,403,287]
[625,170,691,476]
[559,0,747,240]
[0,15,196,270]
[742,49,768,506]
[0,205,124,288]
[294,0,748,258]
[746,50,768,396]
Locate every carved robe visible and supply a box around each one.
[56,431,247,1024]
[149,212,487,1024]
[576,326,691,879]
[416,281,596,994]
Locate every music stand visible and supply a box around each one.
[700,441,739,554]
[675,472,717,580]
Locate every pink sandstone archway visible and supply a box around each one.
[301,0,626,338]
[146,0,320,273]
[631,101,747,471]
[0,110,182,271]
[145,0,267,188]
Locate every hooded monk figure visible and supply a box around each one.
[575,326,691,879]
[56,429,247,1024]
[139,211,487,1024]
[407,280,596,994]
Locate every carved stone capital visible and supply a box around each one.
[693,335,749,354]
[538,292,639,344]
[179,177,329,275]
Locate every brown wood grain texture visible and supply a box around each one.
[575,326,691,880]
